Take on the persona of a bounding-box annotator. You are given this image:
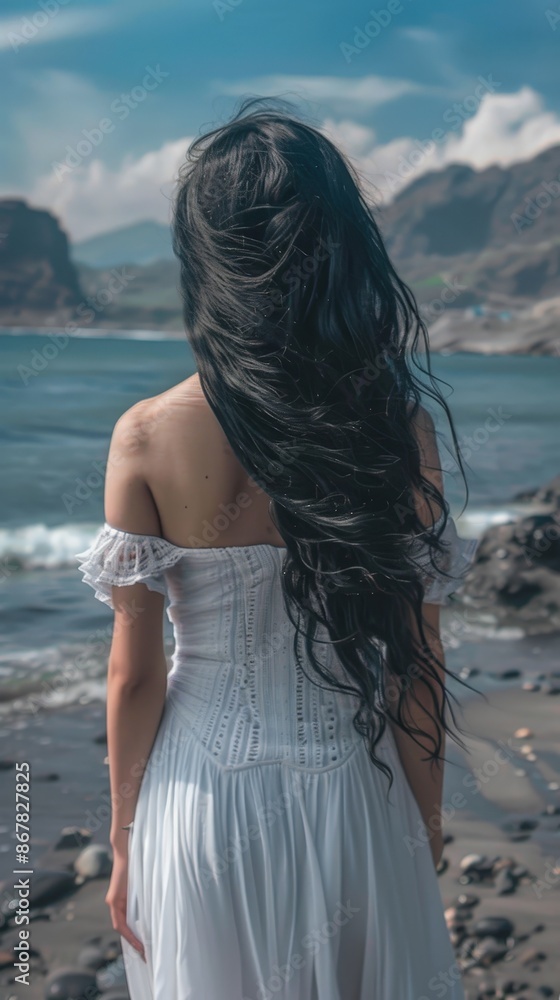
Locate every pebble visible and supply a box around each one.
[455,893,479,909]
[77,943,106,970]
[0,870,76,911]
[460,853,487,873]
[502,818,538,834]
[519,946,547,966]
[74,844,112,880]
[44,966,98,999]
[472,936,508,965]
[499,980,529,994]
[473,916,514,940]
[55,826,92,851]
[514,727,533,739]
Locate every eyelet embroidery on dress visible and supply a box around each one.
[77,519,478,771]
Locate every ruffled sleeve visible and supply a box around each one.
[409,510,479,606]
[75,523,184,610]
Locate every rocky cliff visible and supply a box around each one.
[0,199,83,320]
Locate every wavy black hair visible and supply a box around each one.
[171,96,472,788]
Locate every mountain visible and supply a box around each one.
[73,220,173,268]
[380,143,560,259]
[378,144,560,308]
[0,199,83,320]
[2,144,560,351]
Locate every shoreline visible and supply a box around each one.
[2,323,560,355]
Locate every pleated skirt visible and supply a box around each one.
[121,690,464,1000]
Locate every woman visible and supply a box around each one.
[77,98,478,999]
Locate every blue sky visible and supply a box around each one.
[2,0,559,241]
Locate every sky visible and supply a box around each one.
[1,0,560,243]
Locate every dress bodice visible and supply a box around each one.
[76,517,477,771]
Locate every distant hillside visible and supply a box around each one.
[380,143,560,259]
[73,220,173,268]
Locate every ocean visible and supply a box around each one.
[1,331,559,714]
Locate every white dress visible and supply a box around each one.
[76,512,477,1000]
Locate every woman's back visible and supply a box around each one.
[105,371,287,550]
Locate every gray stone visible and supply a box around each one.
[472,935,508,965]
[473,915,514,940]
[77,944,106,970]
[44,965,99,999]
[74,844,112,880]
[55,827,92,851]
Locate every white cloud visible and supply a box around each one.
[0,7,120,52]
[217,73,426,110]
[399,27,440,44]
[24,137,192,241]
[7,86,560,241]
[437,86,560,169]
[321,87,560,202]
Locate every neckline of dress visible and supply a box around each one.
[104,522,288,554]
[103,506,448,556]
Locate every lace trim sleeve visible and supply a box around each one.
[75,523,184,609]
[409,511,479,606]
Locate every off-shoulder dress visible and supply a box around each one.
[76,509,477,1000]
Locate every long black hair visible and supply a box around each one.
[171,96,471,787]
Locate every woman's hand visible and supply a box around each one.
[105,845,146,961]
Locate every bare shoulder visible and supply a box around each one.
[111,373,217,455]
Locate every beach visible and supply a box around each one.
[1,653,559,1000]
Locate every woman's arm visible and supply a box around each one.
[387,604,446,867]
[102,405,169,957]
[387,405,447,867]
